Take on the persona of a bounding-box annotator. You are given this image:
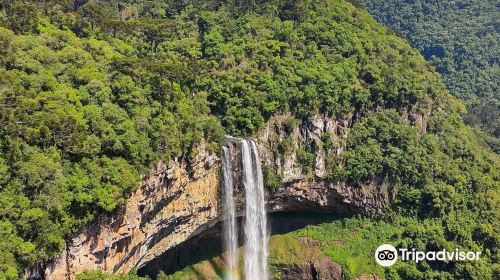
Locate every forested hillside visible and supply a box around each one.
[358,0,500,149]
[0,0,498,279]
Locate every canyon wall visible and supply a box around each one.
[27,114,390,279]
[28,144,221,279]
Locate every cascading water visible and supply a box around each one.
[222,139,269,280]
[222,146,238,280]
[250,140,269,280]
[242,140,269,280]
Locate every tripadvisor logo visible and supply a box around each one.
[375,244,398,267]
[375,244,481,267]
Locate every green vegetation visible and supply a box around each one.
[358,0,500,148]
[299,218,389,278]
[282,118,298,135]
[0,0,225,276]
[328,108,500,277]
[157,216,498,280]
[296,148,315,174]
[290,215,498,279]
[158,262,224,280]
[0,0,498,279]
[262,165,283,191]
[77,270,147,280]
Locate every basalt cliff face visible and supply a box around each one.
[28,114,390,280]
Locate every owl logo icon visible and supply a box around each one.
[375,244,398,267]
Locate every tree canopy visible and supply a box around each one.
[0,0,498,279]
[358,0,499,149]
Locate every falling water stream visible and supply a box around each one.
[242,140,269,280]
[222,146,238,280]
[223,139,269,280]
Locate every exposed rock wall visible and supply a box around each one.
[258,113,387,215]
[32,145,221,279]
[28,115,389,279]
[257,113,349,180]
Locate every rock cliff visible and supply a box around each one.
[28,114,389,280]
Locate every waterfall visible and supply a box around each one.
[222,146,238,280]
[242,140,269,280]
[222,139,269,280]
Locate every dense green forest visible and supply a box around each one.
[357,0,500,150]
[0,0,498,279]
